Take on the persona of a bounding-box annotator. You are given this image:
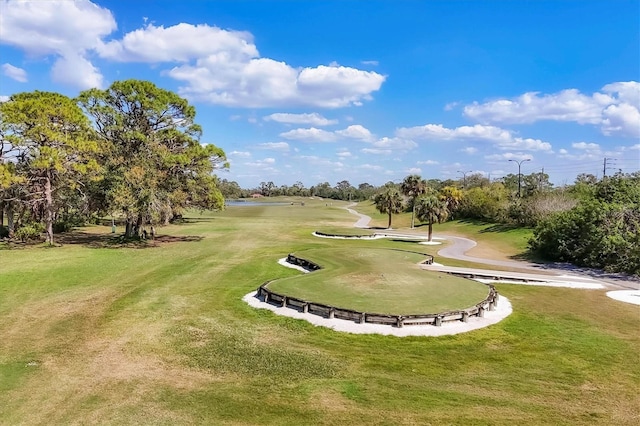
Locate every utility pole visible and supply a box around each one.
[603,158,614,178]
[538,167,544,191]
[457,170,472,188]
[509,158,531,197]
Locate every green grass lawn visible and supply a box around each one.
[268,247,489,314]
[0,197,638,425]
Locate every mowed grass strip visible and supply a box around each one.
[267,247,490,314]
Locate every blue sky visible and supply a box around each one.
[1,0,638,188]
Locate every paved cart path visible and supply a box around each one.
[242,203,638,335]
[344,203,639,291]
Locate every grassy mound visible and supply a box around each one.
[268,248,489,314]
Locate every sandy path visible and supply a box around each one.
[345,202,372,228]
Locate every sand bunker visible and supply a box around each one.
[243,290,512,337]
[606,290,640,305]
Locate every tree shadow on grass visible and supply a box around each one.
[97,217,217,227]
[479,223,523,233]
[54,231,203,249]
[510,250,547,263]
[172,217,218,225]
[454,218,522,233]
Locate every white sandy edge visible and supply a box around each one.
[312,232,385,240]
[243,291,512,337]
[606,290,640,305]
[312,232,443,242]
[250,258,512,336]
[474,278,605,289]
[278,257,310,273]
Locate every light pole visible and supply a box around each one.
[508,159,531,197]
[457,170,472,188]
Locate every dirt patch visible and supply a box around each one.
[310,388,358,413]
[81,337,213,389]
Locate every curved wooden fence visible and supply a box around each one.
[256,254,497,327]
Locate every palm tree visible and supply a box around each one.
[415,194,449,241]
[401,174,427,228]
[439,185,463,219]
[373,185,405,229]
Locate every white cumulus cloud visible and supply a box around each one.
[264,112,337,126]
[1,63,27,82]
[601,103,640,137]
[257,142,290,151]
[358,164,384,171]
[336,124,374,141]
[0,0,116,89]
[463,81,640,137]
[280,127,337,142]
[168,57,384,108]
[395,124,551,151]
[97,23,257,63]
[51,52,104,89]
[370,137,417,150]
[572,142,600,150]
[0,1,386,103]
[279,124,377,143]
[362,148,392,155]
[461,147,478,154]
[246,157,276,167]
[485,153,533,161]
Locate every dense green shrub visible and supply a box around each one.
[14,223,45,242]
[530,173,640,276]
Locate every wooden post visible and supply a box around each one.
[435,316,442,326]
[302,303,309,313]
[478,307,485,317]
[281,297,287,308]
[462,311,469,323]
[396,316,403,328]
[328,308,335,319]
[360,312,366,324]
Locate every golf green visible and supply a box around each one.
[267,247,490,314]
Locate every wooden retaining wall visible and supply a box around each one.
[258,254,497,327]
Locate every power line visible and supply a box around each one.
[603,157,616,178]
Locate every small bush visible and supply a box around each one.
[0,226,8,239]
[14,223,44,242]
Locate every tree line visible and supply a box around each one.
[2,80,637,275]
[0,80,227,244]
[233,171,639,275]
[376,172,638,275]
